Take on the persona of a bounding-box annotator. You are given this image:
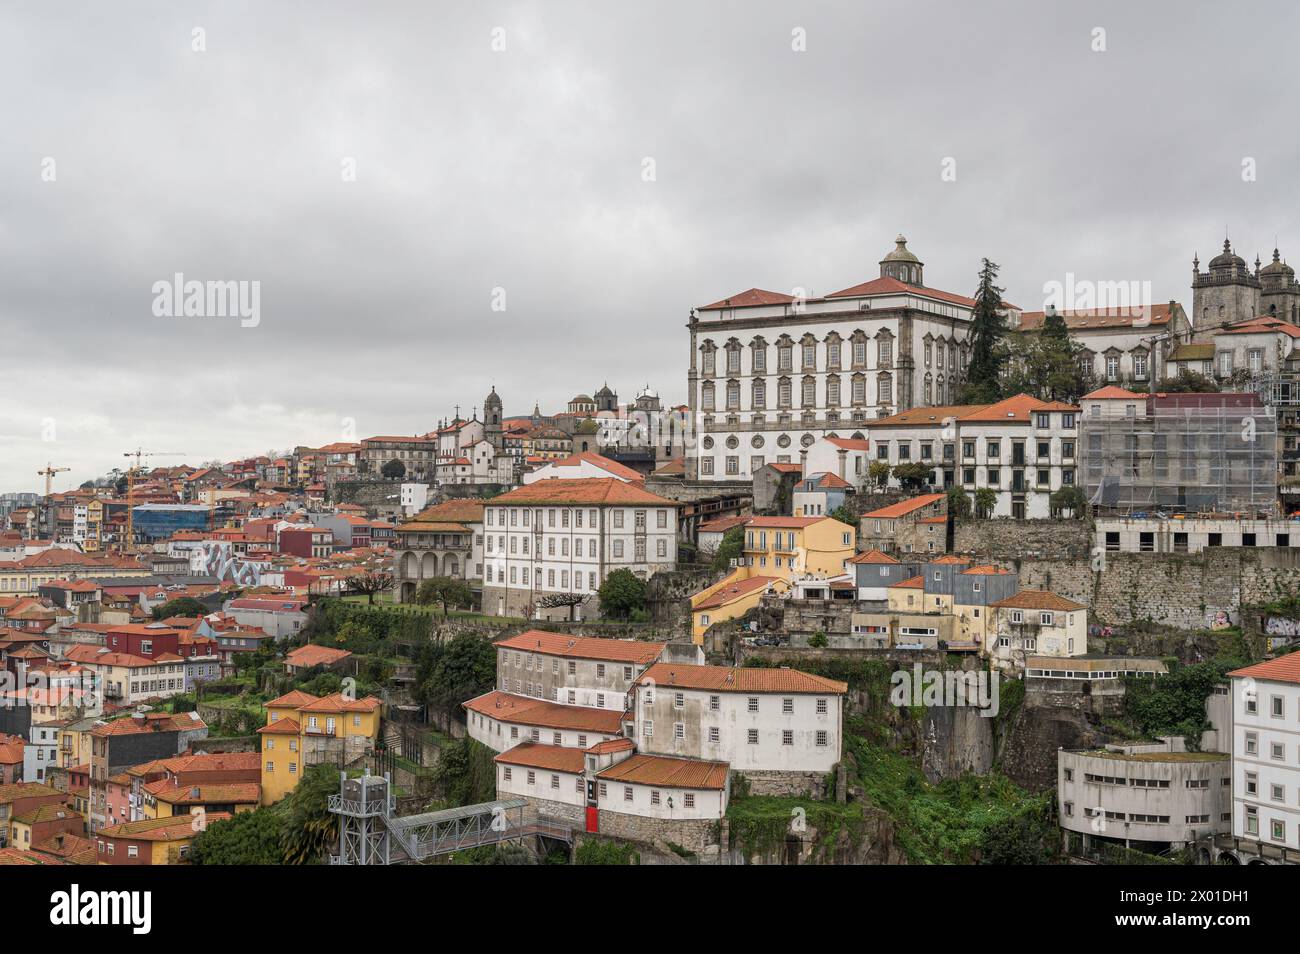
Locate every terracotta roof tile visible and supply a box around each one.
[493,742,586,774]
[463,691,625,733]
[862,493,945,519]
[989,589,1087,612]
[635,662,846,695]
[596,753,728,790]
[495,630,665,665]
[1230,654,1300,686]
[489,478,681,508]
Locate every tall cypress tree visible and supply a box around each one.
[961,258,1007,403]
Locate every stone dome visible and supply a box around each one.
[1260,248,1294,278]
[881,234,921,264]
[1209,238,1246,270]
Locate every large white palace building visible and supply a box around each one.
[687,236,992,482]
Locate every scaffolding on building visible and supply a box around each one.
[1083,396,1278,516]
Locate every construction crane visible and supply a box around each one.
[36,463,71,541]
[121,448,187,552]
[37,463,70,498]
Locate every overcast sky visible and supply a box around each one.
[2,0,1297,493]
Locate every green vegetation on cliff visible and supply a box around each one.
[844,726,1056,864]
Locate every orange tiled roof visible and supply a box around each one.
[595,753,728,790]
[1018,302,1177,332]
[848,549,899,565]
[869,405,984,428]
[463,691,625,733]
[635,662,846,695]
[489,478,680,508]
[99,813,231,841]
[694,575,780,611]
[696,287,796,310]
[284,644,353,668]
[266,689,320,708]
[143,780,261,805]
[890,575,925,589]
[956,394,1079,423]
[862,493,945,519]
[495,630,665,665]
[257,717,301,735]
[1230,655,1300,686]
[493,742,586,774]
[1082,385,1143,400]
[825,436,870,451]
[989,589,1086,612]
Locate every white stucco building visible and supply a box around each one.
[481,478,682,620]
[630,662,846,780]
[688,236,1006,482]
[1229,655,1300,852]
[866,394,1080,518]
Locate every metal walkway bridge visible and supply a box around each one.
[328,772,574,865]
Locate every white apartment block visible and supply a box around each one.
[464,690,624,753]
[492,630,669,713]
[481,478,681,620]
[987,591,1088,673]
[1230,657,1300,852]
[630,662,846,780]
[688,236,993,483]
[867,395,1080,518]
[1097,516,1299,554]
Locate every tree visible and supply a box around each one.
[829,504,857,527]
[277,763,340,865]
[191,808,285,865]
[1154,369,1219,393]
[349,570,394,605]
[891,462,933,490]
[151,596,209,621]
[1050,485,1089,518]
[381,458,406,479]
[973,487,998,519]
[417,633,497,731]
[946,485,971,520]
[415,576,474,616]
[978,810,1057,865]
[710,524,745,572]
[1000,309,1086,403]
[867,460,892,488]
[535,592,588,621]
[961,258,1008,403]
[597,568,647,619]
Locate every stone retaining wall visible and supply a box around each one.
[594,809,721,854]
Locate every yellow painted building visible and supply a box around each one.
[257,690,383,805]
[142,782,261,819]
[742,516,855,579]
[96,813,229,865]
[689,571,788,644]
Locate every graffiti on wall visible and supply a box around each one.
[199,542,262,586]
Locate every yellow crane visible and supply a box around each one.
[36,463,70,540]
[37,463,70,497]
[121,448,187,552]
